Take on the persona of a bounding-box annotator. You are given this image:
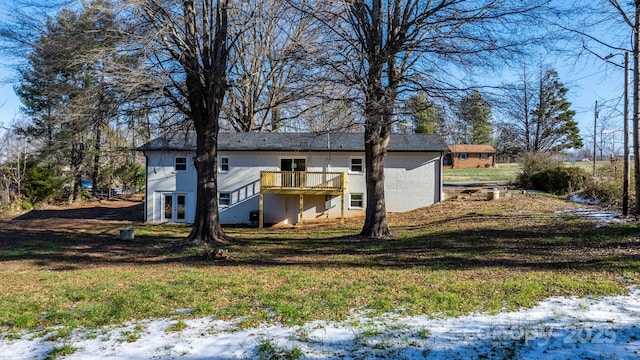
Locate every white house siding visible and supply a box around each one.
[383,152,442,212]
[144,150,441,225]
[145,151,197,223]
[216,151,364,225]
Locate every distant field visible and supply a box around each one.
[443,163,520,182]
[442,161,607,183]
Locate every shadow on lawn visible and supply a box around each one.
[12,202,144,221]
[227,213,640,272]
[1,205,639,272]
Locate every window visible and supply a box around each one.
[349,193,363,208]
[220,157,229,172]
[480,153,488,160]
[350,158,363,173]
[281,158,306,171]
[175,157,187,171]
[218,192,231,207]
[459,153,468,160]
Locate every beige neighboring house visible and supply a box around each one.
[445,144,496,169]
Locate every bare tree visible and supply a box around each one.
[223,0,321,132]
[304,0,554,239]
[126,0,233,244]
[561,0,640,213]
[0,122,29,204]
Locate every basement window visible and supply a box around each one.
[219,192,231,207]
[349,193,363,208]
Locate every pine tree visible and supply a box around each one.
[531,69,582,152]
[459,89,492,144]
[407,93,441,135]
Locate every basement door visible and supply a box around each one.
[162,192,187,222]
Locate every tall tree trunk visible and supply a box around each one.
[361,125,392,239]
[182,0,230,245]
[70,142,86,204]
[633,3,640,214]
[188,120,230,244]
[360,58,393,239]
[91,122,102,198]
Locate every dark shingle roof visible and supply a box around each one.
[138,132,448,153]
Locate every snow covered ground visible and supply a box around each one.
[3,286,640,360]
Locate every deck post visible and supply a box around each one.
[299,194,304,225]
[259,193,264,229]
[341,173,346,224]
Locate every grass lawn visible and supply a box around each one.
[0,196,638,339]
[442,161,610,183]
[443,163,520,182]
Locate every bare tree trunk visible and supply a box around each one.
[634,3,640,214]
[361,125,392,238]
[181,0,231,245]
[360,54,393,239]
[92,122,101,198]
[188,121,230,244]
[70,142,86,204]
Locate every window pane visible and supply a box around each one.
[164,195,173,219]
[221,158,229,171]
[351,158,363,172]
[294,159,306,171]
[219,193,231,206]
[177,195,186,219]
[175,157,187,171]
[350,193,363,208]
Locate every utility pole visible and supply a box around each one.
[593,100,598,177]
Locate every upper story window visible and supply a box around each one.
[175,157,187,171]
[220,157,229,172]
[459,153,468,160]
[350,158,364,173]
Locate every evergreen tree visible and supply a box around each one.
[14,0,121,203]
[459,89,492,144]
[531,69,582,152]
[407,93,441,134]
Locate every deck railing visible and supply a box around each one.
[260,171,344,191]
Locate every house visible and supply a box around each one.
[445,144,496,169]
[138,132,448,227]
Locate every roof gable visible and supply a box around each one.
[139,132,449,152]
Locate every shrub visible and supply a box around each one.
[582,180,622,207]
[518,152,592,194]
[22,162,64,204]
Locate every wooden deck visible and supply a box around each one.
[258,171,346,227]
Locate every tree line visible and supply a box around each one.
[0,0,630,242]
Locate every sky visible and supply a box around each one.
[0,2,630,150]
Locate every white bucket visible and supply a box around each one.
[120,228,135,240]
[487,190,500,201]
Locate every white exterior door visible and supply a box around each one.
[162,193,187,222]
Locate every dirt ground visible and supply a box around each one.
[0,196,155,269]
